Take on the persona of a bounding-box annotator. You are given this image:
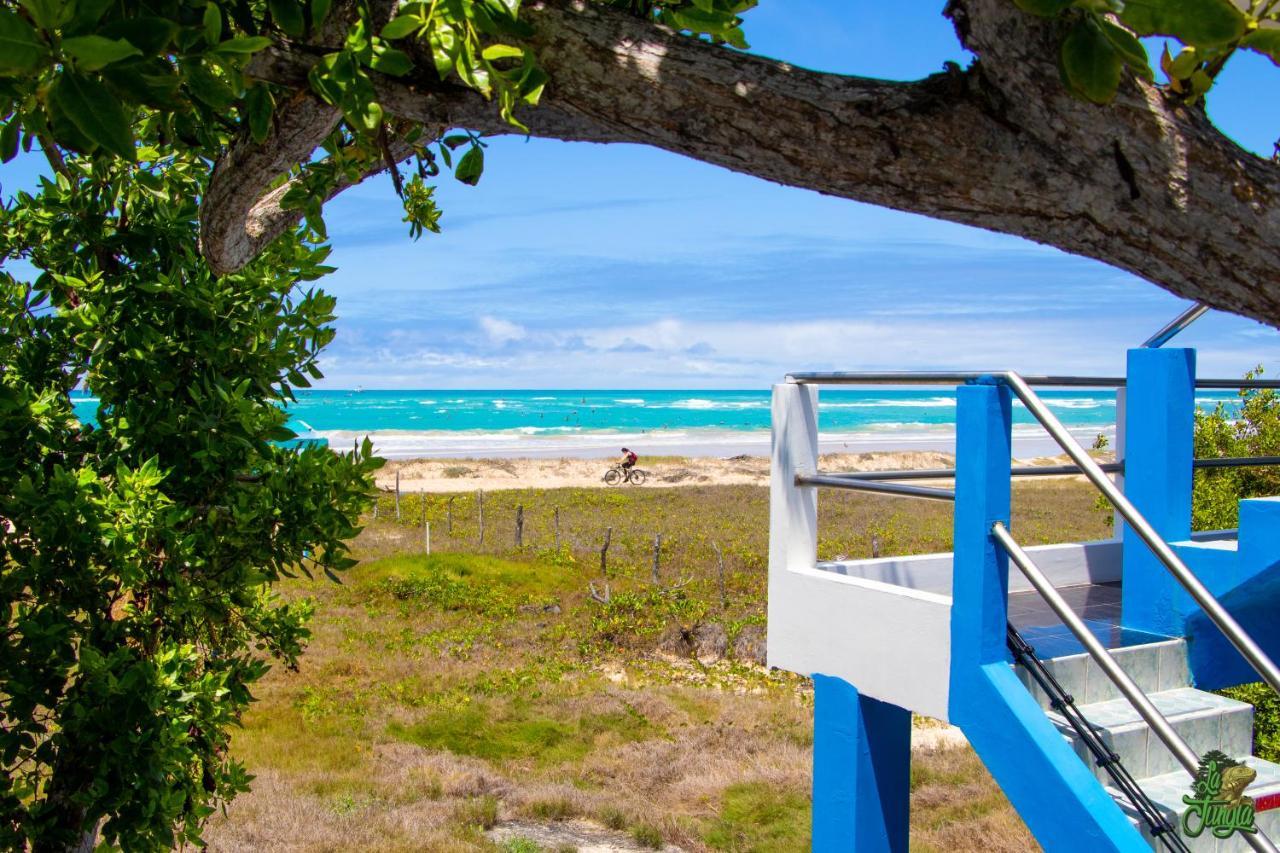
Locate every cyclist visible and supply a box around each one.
[619,447,638,471]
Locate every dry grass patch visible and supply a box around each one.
[204,481,1105,851]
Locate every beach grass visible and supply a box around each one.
[205,479,1110,851]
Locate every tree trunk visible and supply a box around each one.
[204,0,1280,326]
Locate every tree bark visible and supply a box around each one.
[203,0,1280,327]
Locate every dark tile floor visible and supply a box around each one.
[1008,581,1173,658]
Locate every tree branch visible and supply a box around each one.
[205,0,1280,325]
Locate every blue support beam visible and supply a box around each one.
[949,381,1147,852]
[811,675,911,852]
[1121,347,1195,637]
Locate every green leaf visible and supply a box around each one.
[454,144,484,186]
[269,0,306,38]
[50,70,134,158]
[1013,0,1072,15]
[380,15,421,39]
[185,61,235,109]
[1098,20,1152,79]
[244,84,273,142]
[1242,28,1280,66]
[214,36,273,54]
[0,118,19,162]
[62,35,141,71]
[67,0,113,31]
[428,25,458,79]
[99,17,176,54]
[1169,46,1200,78]
[369,46,413,76]
[1060,18,1122,103]
[19,0,69,30]
[203,3,222,45]
[312,0,333,28]
[0,8,46,75]
[481,43,523,61]
[1119,0,1246,48]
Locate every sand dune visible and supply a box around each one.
[373,450,1101,494]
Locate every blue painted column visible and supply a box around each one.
[950,381,1013,674]
[949,381,1146,851]
[811,675,911,852]
[1120,347,1195,636]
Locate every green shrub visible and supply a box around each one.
[1192,369,1280,530]
[587,587,708,650]
[632,824,664,849]
[502,838,543,853]
[1220,683,1280,762]
[455,794,499,830]
[700,782,809,851]
[527,797,577,821]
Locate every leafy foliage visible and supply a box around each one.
[1192,369,1280,530]
[0,0,754,243]
[0,151,381,847]
[1014,0,1280,105]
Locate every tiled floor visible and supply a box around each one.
[1008,581,1173,657]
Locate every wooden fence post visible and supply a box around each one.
[425,521,431,555]
[554,507,561,549]
[712,541,726,609]
[515,504,524,548]
[600,527,612,579]
[395,470,401,520]
[652,533,662,585]
[477,490,485,545]
[447,496,454,535]
[871,532,882,559]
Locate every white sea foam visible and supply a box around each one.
[824,398,954,409]
[614,398,646,405]
[313,422,1115,460]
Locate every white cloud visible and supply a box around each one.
[479,316,527,345]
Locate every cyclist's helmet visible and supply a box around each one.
[621,447,629,452]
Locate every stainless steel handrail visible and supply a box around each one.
[1143,303,1209,349]
[793,473,956,502]
[810,457,1280,483]
[819,463,1123,482]
[993,522,1278,853]
[1196,456,1280,469]
[786,371,1280,389]
[787,371,1126,387]
[787,368,1280,696]
[1000,370,1280,699]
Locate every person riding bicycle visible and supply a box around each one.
[619,447,638,470]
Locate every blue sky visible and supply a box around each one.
[4,2,1279,388]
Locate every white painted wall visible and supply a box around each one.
[768,383,953,720]
[817,538,1124,597]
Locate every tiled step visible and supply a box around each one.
[1051,687,1254,783]
[1015,638,1190,710]
[1110,756,1280,852]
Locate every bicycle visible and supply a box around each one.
[603,465,647,485]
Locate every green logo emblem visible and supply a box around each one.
[1181,750,1259,839]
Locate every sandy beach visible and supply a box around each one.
[374,449,1103,493]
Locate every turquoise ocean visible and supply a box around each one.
[70,388,1239,458]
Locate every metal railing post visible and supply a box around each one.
[994,522,1279,853]
[1001,371,1280,700]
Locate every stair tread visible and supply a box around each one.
[1034,636,1185,665]
[1049,687,1251,732]
[1106,755,1280,813]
